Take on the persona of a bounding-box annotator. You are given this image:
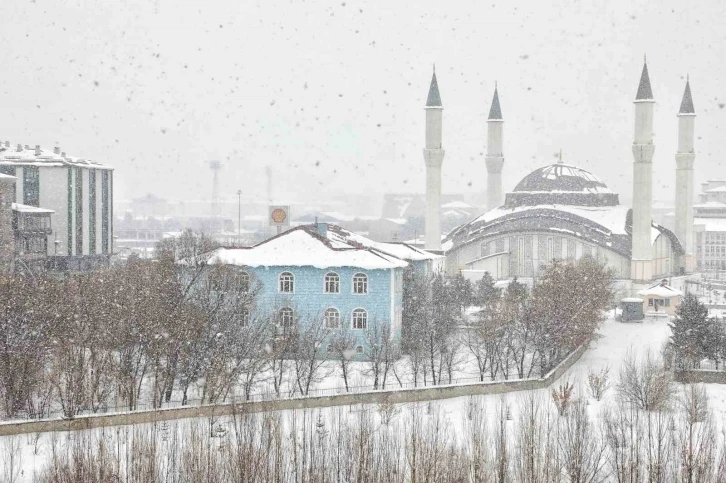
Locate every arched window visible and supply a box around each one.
[278,307,294,330]
[324,308,340,328]
[352,308,367,330]
[355,345,364,354]
[279,272,294,293]
[324,272,340,293]
[352,273,368,294]
[238,271,250,292]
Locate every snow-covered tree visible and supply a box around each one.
[669,293,721,369]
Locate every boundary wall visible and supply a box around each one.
[0,342,589,437]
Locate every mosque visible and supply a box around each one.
[421,61,697,292]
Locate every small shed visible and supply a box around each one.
[638,279,683,316]
[619,297,644,322]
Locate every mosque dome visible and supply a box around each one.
[504,163,619,208]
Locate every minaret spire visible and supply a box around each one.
[679,77,695,114]
[488,84,502,120]
[426,68,442,108]
[675,77,696,273]
[630,58,656,282]
[635,59,654,101]
[485,84,505,210]
[423,66,445,250]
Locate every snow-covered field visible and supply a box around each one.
[6,313,726,482]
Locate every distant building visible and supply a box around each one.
[204,223,441,356]
[694,179,726,272]
[0,141,114,271]
[435,60,696,290]
[638,279,682,316]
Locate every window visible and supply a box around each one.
[353,273,368,294]
[278,307,294,330]
[101,170,110,255]
[547,237,554,260]
[23,166,39,207]
[238,271,250,292]
[481,241,490,258]
[324,272,340,293]
[356,345,364,354]
[352,308,367,329]
[239,308,250,327]
[75,168,83,255]
[324,308,341,328]
[89,169,96,255]
[279,272,294,293]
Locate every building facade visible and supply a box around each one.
[203,224,436,356]
[694,179,726,272]
[0,142,113,271]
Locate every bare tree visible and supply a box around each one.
[587,365,611,401]
[363,321,399,390]
[328,324,357,392]
[616,349,674,412]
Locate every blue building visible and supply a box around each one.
[205,223,441,356]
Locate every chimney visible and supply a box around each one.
[34,145,41,155]
[16,144,22,152]
[61,152,66,158]
[53,146,60,155]
[660,279,667,287]
[315,222,328,238]
[24,145,29,150]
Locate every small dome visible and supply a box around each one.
[513,164,612,194]
[504,163,619,208]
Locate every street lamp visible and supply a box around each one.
[236,189,242,245]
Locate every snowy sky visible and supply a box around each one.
[0,0,724,207]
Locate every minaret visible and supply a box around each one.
[423,67,445,250]
[631,59,655,282]
[675,77,696,273]
[485,84,504,211]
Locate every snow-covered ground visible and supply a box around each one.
[6,313,726,482]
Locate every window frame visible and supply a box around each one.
[239,308,250,327]
[352,308,367,330]
[278,307,294,331]
[324,272,340,294]
[278,271,295,293]
[238,271,250,293]
[352,272,368,295]
[324,307,341,329]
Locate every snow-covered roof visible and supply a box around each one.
[705,186,726,193]
[12,203,54,214]
[469,204,630,235]
[0,173,16,180]
[694,218,726,232]
[694,201,726,208]
[206,225,408,270]
[621,297,644,303]
[0,141,112,170]
[325,224,442,262]
[513,164,613,195]
[445,202,683,259]
[442,200,476,209]
[638,282,682,298]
